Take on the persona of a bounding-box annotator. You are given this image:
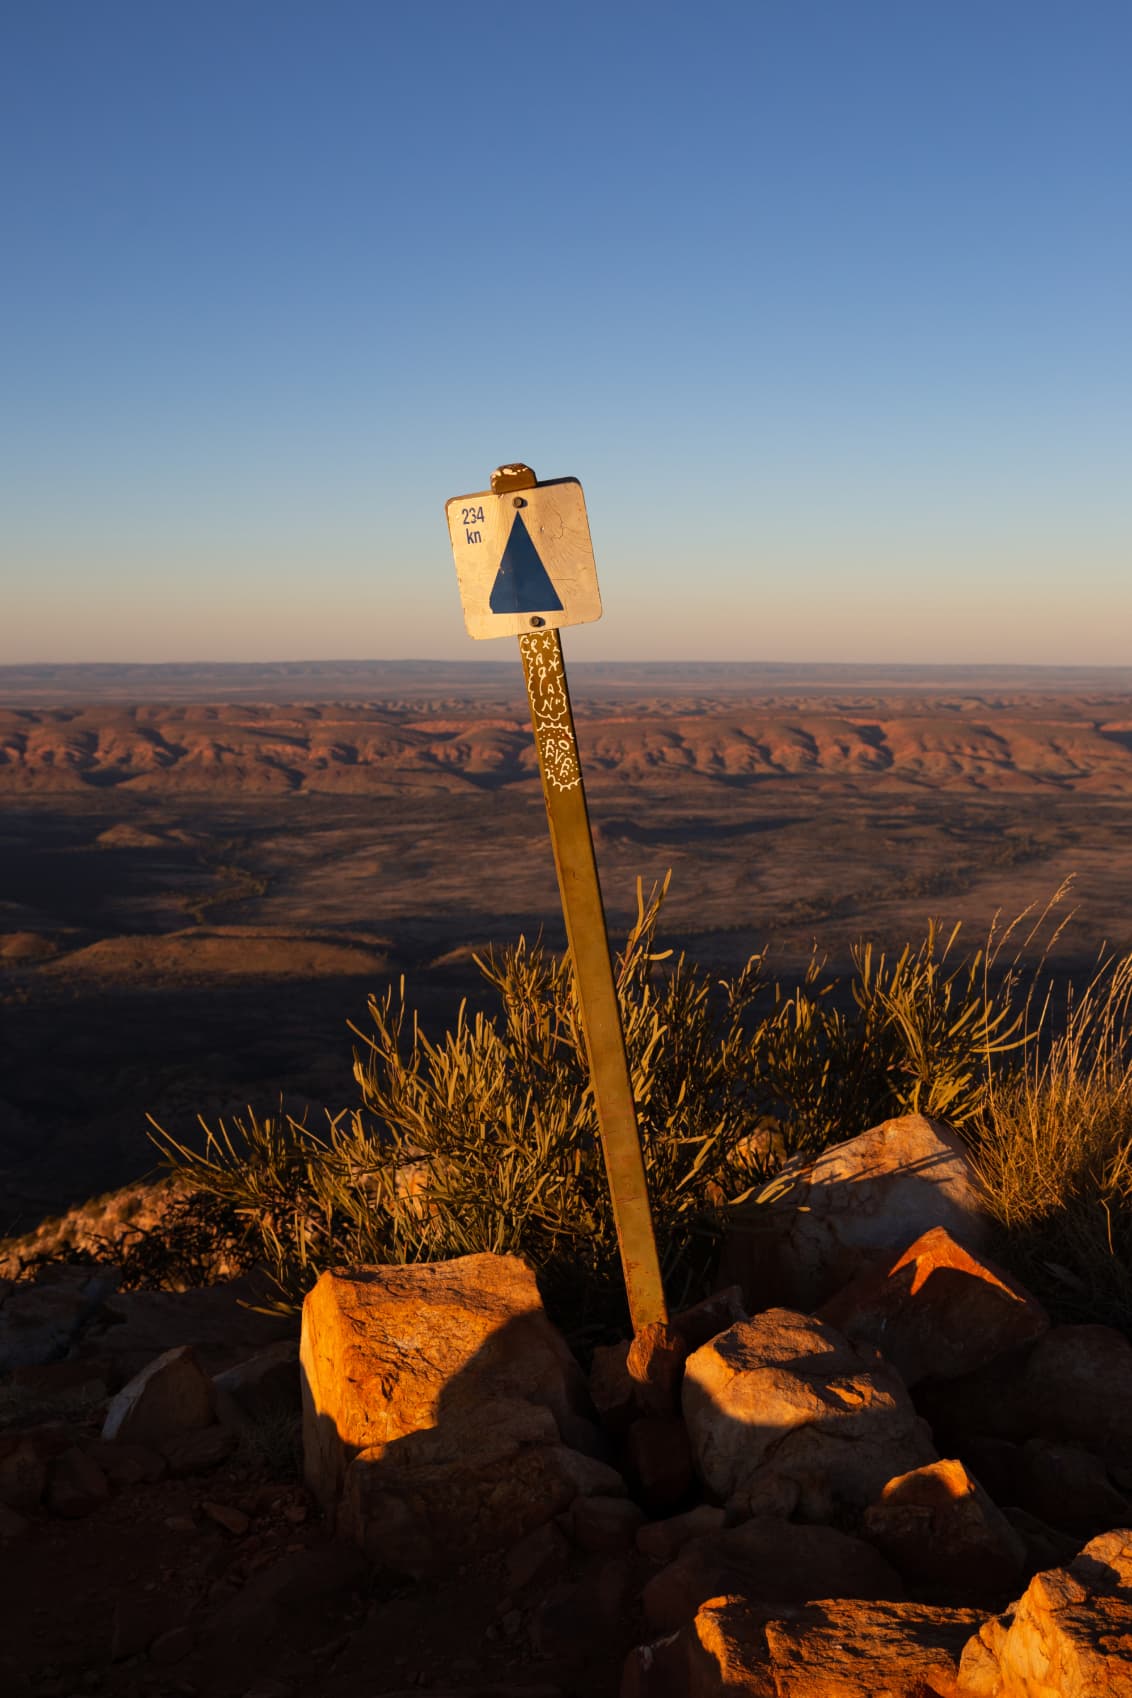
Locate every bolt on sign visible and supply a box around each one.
[444,464,667,1334]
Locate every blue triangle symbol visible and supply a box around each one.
[489,514,564,615]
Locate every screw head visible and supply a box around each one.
[513,496,527,508]
[529,616,546,628]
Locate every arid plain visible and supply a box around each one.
[3,660,1132,1240]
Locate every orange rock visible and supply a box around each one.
[682,1309,937,1519]
[819,1226,1047,1386]
[862,1458,1026,1603]
[720,1113,994,1312]
[627,1592,985,1696]
[101,1344,215,1446]
[958,1527,1132,1695]
[627,1322,688,1416]
[299,1253,588,1508]
[642,1519,906,1634]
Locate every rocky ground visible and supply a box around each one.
[4,1113,1132,1696]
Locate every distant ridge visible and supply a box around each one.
[2,659,1132,706]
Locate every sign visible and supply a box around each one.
[445,476,602,640]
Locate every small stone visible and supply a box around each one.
[203,1501,251,1536]
[164,1516,197,1533]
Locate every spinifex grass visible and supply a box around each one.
[141,875,1101,1346]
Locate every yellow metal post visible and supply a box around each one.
[492,462,668,1332]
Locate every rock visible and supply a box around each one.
[300,1254,589,1509]
[641,1518,907,1634]
[44,1446,110,1519]
[818,1225,1048,1386]
[570,1494,645,1552]
[1001,1507,1081,1576]
[1025,1325,1132,1462]
[924,1323,1132,1461]
[0,1436,49,1511]
[338,1396,625,1575]
[628,1593,986,1697]
[84,1277,295,1384]
[505,1520,571,1594]
[669,1287,748,1354]
[682,1309,937,1519]
[958,1526,1132,1695]
[203,1500,251,1536]
[207,1540,368,1640]
[626,1323,687,1416]
[0,1263,119,1373]
[102,1344,215,1445]
[720,1112,994,1312]
[590,1340,634,1433]
[159,1424,236,1475]
[213,1339,300,1429]
[79,1437,167,1485]
[626,1414,695,1513]
[861,1458,1026,1602]
[636,1504,727,1565]
[0,1499,30,1539]
[1011,1437,1132,1537]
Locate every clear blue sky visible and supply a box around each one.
[2,1,1129,665]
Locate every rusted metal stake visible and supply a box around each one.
[492,462,668,1332]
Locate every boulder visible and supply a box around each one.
[299,1254,589,1509]
[158,1424,236,1475]
[79,1438,167,1485]
[861,1458,1026,1603]
[682,1309,937,1519]
[958,1526,1132,1695]
[818,1226,1047,1386]
[669,1287,748,1354]
[102,1344,215,1445]
[337,1395,625,1576]
[924,1324,1132,1461]
[0,1264,119,1372]
[720,1113,994,1312]
[625,1593,985,1697]
[641,1519,907,1633]
[1011,1438,1132,1538]
[213,1339,300,1429]
[590,1339,634,1433]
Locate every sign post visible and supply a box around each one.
[445,462,668,1333]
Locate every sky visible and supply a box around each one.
[2,0,1129,666]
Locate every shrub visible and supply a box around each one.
[147,874,1070,1345]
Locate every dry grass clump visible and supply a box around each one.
[139,875,1091,1344]
[971,953,1132,1327]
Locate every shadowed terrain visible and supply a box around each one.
[3,662,1132,1237]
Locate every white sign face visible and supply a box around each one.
[445,476,602,640]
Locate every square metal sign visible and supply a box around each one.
[445,476,602,640]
